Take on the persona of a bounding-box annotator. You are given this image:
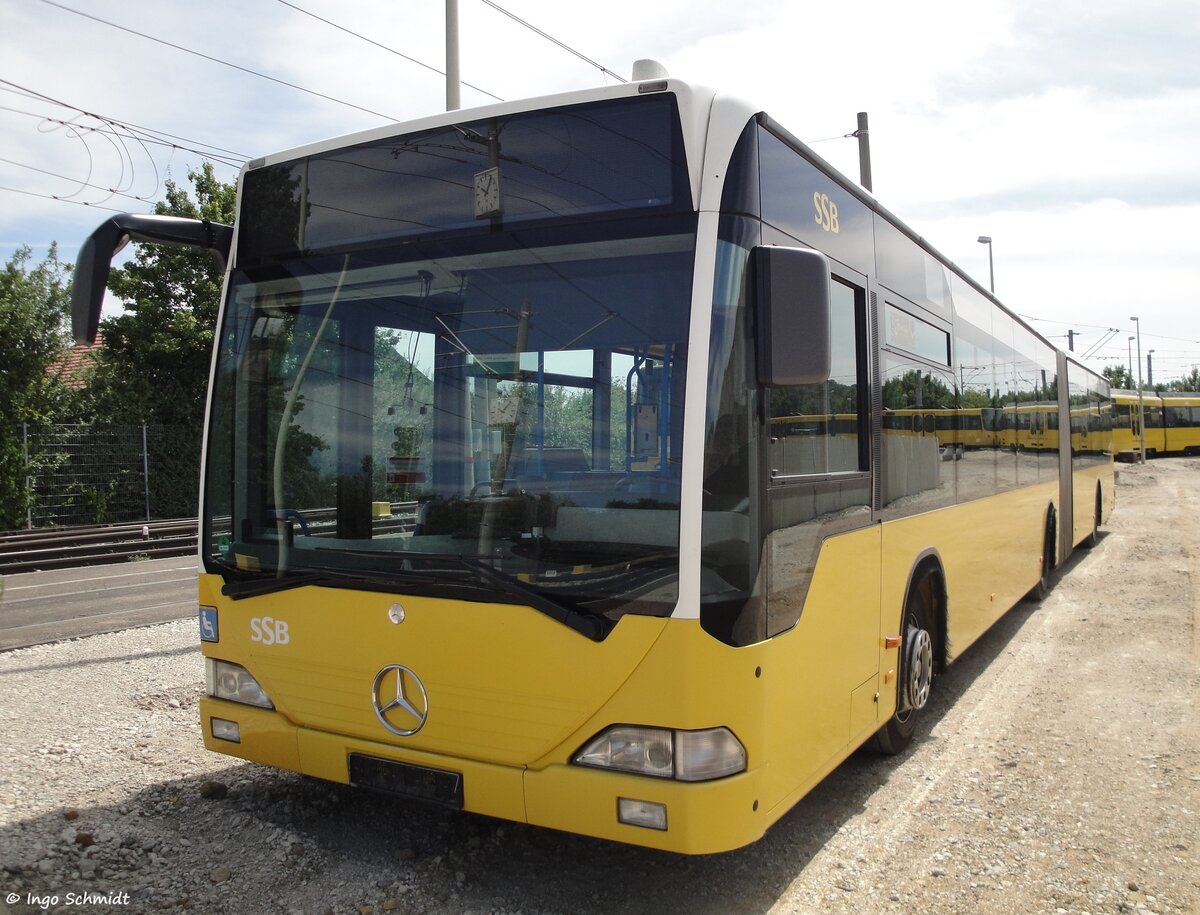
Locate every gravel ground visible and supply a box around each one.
[1,459,1197,915]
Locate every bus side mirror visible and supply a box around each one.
[72,218,131,345]
[751,245,832,386]
[71,214,233,344]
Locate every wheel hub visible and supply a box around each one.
[903,625,933,711]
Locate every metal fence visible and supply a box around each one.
[18,423,198,529]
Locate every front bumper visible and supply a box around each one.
[199,697,766,854]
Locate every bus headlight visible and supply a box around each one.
[573,726,746,781]
[205,658,274,709]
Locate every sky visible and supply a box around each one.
[2,0,1198,384]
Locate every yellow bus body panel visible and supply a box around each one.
[198,523,886,854]
[880,481,1056,663]
[198,699,304,773]
[198,574,672,766]
[1072,463,1115,545]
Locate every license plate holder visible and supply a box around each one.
[348,753,463,810]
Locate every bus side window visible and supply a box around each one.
[766,280,864,477]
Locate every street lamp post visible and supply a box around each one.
[446,0,461,111]
[977,236,994,294]
[1131,316,1145,463]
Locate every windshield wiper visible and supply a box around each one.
[460,557,611,641]
[384,551,612,641]
[221,571,320,600]
[211,553,611,640]
[206,552,609,638]
[217,563,437,601]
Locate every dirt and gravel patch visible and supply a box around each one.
[1,460,1197,915]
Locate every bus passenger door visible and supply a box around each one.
[762,277,879,769]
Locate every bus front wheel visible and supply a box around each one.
[872,570,937,755]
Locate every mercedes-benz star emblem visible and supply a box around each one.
[371,664,429,737]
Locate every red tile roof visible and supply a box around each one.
[50,333,104,390]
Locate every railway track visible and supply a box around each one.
[0,503,420,574]
[0,519,198,574]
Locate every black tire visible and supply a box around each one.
[1032,508,1056,601]
[1082,488,1101,549]
[872,569,937,755]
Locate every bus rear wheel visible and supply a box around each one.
[1032,507,1056,601]
[1082,487,1102,549]
[872,570,936,755]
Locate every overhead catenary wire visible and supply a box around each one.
[0,100,245,170]
[0,155,159,203]
[274,0,503,103]
[0,183,131,214]
[1021,311,1200,346]
[0,78,250,213]
[6,0,635,219]
[0,80,251,164]
[38,0,400,122]
[1080,328,1119,360]
[276,1,626,97]
[1020,315,1200,383]
[479,0,628,82]
[19,0,630,189]
[21,0,635,158]
[1018,313,1114,331]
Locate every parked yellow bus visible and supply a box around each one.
[1111,390,1162,461]
[952,406,1000,450]
[71,71,1113,854]
[1021,401,1064,453]
[1162,393,1200,455]
[1111,390,1200,460]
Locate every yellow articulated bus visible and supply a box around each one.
[1111,390,1163,461]
[949,406,1000,450]
[795,407,999,458]
[1019,401,1065,453]
[1161,393,1200,455]
[1111,390,1200,460]
[71,71,1113,854]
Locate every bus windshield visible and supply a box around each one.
[205,216,695,630]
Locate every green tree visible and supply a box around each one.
[882,369,955,411]
[1167,368,1200,392]
[86,163,237,517]
[0,245,78,529]
[960,389,992,408]
[542,385,594,454]
[1102,364,1134,390]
